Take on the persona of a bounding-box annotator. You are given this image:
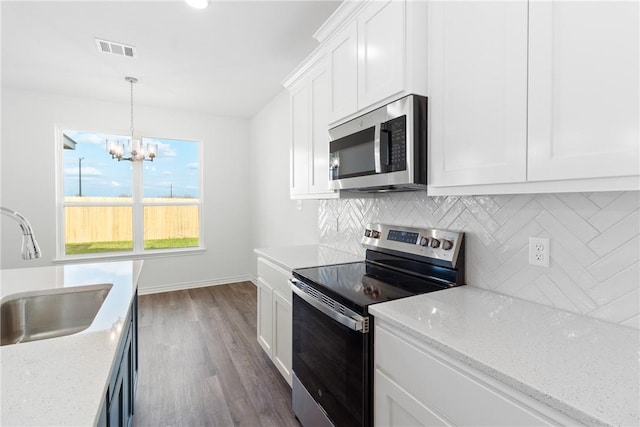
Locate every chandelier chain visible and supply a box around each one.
[130,78,134,136]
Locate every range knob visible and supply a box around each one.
[420,237,429,246]
[442,239,454,250]
[430,238,440,248]
[371,230,381,239]
[364,229,372,237]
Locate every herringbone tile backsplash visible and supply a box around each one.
[319,191,640,329]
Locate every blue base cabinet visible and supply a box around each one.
[100,291,138,427]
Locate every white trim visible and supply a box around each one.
[52,247,206,264]
[138,275,252,295]
[427,175,640,196]
[282,52,326,89]
[313,0,367,44]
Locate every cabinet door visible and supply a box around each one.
[428,1,528,187]
[108,371,123,427]
[328,21,358,124]
[272,290,292,386]
[375,369,452,427]
[308,60,332,194]
[358,0,405,109]
[257,278,273,357]
[130,293,138,413]
[123,331,132,427]
[528,1,640,181]
[290,82,310,196]
[108,327,131,427]
[97,397,108,427]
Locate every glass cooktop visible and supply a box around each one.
[292,261,450,314]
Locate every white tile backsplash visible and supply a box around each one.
[319,191,640,329]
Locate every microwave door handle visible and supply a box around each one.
[374,123,382,173]
[380,127,390,171]
[374,123,390,174]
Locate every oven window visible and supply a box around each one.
[293,293,370,427]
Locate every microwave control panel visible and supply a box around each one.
[385,115,407,172]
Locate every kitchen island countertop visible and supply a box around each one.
[1,260,143,426]
[370,285,639,427]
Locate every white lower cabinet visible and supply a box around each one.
[376,369,451,427]
[256,257,293,386]
[256,278,273,356]
[272,290,292,382]
[374,321,578,426]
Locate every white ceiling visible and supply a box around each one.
[1,0,341,118]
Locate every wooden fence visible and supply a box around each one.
[64,197,199,243]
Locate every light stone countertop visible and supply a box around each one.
[254,244,363,272]
[1,260,143,426]
[369,285,639,427]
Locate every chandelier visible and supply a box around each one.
[107,76,156,162]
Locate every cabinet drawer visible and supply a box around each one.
[257,258,292,301]
[375,325,561,426]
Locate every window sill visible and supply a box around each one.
[52,247,207,264]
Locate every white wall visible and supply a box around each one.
[1,88,252,292]
[248,90,319,279]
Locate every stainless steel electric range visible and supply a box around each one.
[290,223,466,427]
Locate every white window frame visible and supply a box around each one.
[54,126,206,262]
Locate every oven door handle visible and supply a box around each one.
[290,279,369,333]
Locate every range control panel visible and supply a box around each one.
[362,223,464,268]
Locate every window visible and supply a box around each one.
[58,130,202,258]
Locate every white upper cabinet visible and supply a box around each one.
[357,0,405,109]
[327,0,427,125]
[429,0,640,194]
[308,60,333,195]
[328,21,358,124]
[289,80,310,197]
[428,1,528,187]
[528,1,640,182]
[287,56,338,199]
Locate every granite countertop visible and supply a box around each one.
[254,244,363,272]
[1,260,143,426]
[369,286,639,427]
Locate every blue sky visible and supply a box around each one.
[63,130,199,198]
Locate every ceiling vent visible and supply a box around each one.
[95,38,136,58]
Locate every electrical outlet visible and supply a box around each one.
[296,200,303,211]
[529,237,550,267]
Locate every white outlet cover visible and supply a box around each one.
[529,237,550,267]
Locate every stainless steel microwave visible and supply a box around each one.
[329,95,427,192]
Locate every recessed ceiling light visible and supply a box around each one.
[185,0,208,9]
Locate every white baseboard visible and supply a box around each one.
[138,275,252,295]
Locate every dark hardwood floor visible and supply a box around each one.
[133,282,299,427]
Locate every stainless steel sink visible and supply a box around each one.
[1,284,112,346]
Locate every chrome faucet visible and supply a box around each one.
[1,207,42,260]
